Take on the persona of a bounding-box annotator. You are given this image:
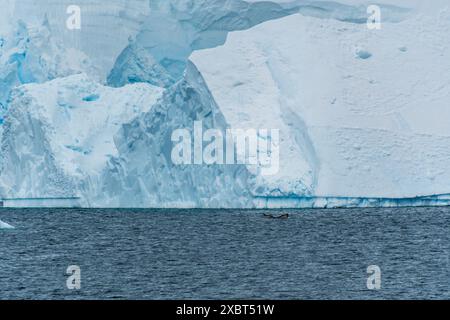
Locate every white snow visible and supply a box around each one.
[191,5,450,199]
[0,74,163,199]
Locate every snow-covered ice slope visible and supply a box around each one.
[191,4,450,199]
[0,74,162,201]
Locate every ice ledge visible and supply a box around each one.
[1,195,449,209]
[254,194,450,209]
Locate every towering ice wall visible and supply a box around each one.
[0,0,450,208]
[191,3,450,200]
[96,63,253,208]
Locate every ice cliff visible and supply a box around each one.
[190,4,450,200]
[0,0,449,208]
[96,63,253,208]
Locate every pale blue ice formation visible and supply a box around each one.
[0,0,449,208]
[0,220,14,229]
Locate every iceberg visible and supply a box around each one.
[0,220,14,229]
[1,0,450,208]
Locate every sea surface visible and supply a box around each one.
[0,207,449,300]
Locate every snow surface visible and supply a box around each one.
[191,8,450,199]
[0,74,162,200]
[0,0,449,208]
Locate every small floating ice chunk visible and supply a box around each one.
[0,220,15,229]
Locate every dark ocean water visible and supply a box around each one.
[0,207,449,300]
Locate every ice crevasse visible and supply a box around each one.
[0,0,450,208]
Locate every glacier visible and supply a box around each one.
[0,0,450,208]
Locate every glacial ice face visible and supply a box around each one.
[0,19,97,121]
[0,1,153,122]
[107,0,304,87]
[96,62,253,208]
[0,74,162,200]
[191,6,450,200]
[1,0,294,207]
[107,41,176,88]
[108,0,411,88]
[1,0,450,208]
[10,0,151,80]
